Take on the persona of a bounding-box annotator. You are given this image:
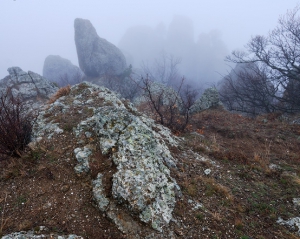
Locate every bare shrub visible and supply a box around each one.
[0,90,35,158]
[140,76,198,132]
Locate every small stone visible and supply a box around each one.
[293,198,300,207]
[61,185,70,193]
[204,169,211,175]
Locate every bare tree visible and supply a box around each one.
[179,84,199,129]
[219,63,277,116]
[142,52,182,86]
[139,75,197,131]
[226,6,300,113]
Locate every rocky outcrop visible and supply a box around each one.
[191,87,222,113]
[32,82,180,234]
[74,18,126,77]
[277,217,300,236]
[43,55,83,86]
[0,67,58,108]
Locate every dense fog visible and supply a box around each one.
[1,0,299,88]
[119,15,228,87]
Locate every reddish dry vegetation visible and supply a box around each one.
[48,85,71,104]
[1,107,300,238]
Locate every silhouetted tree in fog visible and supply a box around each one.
[219,63,276,116]
[142,53,182,86]
[226,6,300,113]
[136,54,199,131]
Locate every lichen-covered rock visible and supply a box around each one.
[0,67,58,109]
[43,55,83,86]
[74,18,126,77]
[1,226,83,239]
[91,106,177,231]
[32,82,180,232]
[191,87,222,113]
[74,146,92,174]
[277,217,300,235]
[92,173,110,211]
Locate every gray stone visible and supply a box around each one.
[0,67,58,109]
[191,87,222,113]
[74,18,126,77]
[92,173,110,211]
[1,229,83,239]
[293,198,300,207]
[277,217,300,235]
[74,146,92,173]
[204,169,211,175]
[43,55,83,86]
[269,163,281,171]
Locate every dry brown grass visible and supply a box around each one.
[0,158,29,180]
[190,108,300,166]
[292,175,300,186]
[0,193,10,237]
[252,152,270,172]
[201,176,234,202]
[234,217,244,230]
[48,85,71,104]
[210,211,222,221]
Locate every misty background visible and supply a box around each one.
[1,0,299,87]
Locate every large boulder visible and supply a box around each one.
[74,18,127,77]
[32,82,180,234]
[43,55,83,86]
[0,67,58,108]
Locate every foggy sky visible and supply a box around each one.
[1,0,299,83]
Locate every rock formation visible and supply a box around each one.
[43,55,83,86]
[32,82,180,234]
[74,18,127,77]
[0,67,58,108]
[191,87,222,113]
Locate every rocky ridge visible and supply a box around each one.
[0,67,58,108]
[32,82,180,235]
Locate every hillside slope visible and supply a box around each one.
[1,83,300,238]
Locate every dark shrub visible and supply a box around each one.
[0,90,35,158]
